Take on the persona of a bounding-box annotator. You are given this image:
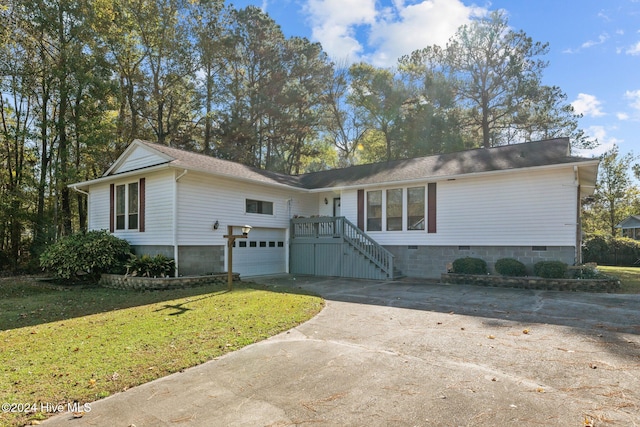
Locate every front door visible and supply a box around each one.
[333,198,341,217]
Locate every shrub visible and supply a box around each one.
[40,230,131,281]
[568,265,606,280]
[495,258,527,276]
[126,254,175,278]
[452,257,487,275]
[583,235,640,266]
[533,261,567,278]
[582,235,609,264]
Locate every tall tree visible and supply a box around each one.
[191,0,226,154]
[129,0,198,146]
[323,62,368,166]
[583,147,639,236]
[348,63,409,161]
[215,6,334,173]
[272,36,334,174]
[444,10,549,148]
[397,47,468,156]
[214,6,286,167]
[0,26,36,269]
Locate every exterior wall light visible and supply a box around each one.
[213,220,219,230]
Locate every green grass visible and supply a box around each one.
[597,266,640,294]
[0,277,323,427]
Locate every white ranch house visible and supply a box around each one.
[71,138,599,279]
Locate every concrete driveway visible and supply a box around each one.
[43,276,640,426]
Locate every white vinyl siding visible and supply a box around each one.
[437,169,577,246]
[113,145,169,174]
[88,184,110,230]
[88,170,174,245]
[175,172,312,246]
[342,167,578,247]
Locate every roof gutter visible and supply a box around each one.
[69,185,89,196]
[68,163,173,190]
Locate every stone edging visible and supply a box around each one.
[100,273,240,290]
[441,273,621,293]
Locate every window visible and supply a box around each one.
[407,187,425,230]
[428,183,437,233]
[246,199,273,215]
[367,190,382,231]
[128,182,139,229]
[115,185,126,230]
[115,182,139,230]
[359,185,434,233]
[386,189,402,231]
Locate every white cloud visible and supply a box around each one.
[581,32,609,49]
[366,0,486,66]
[626,41,640,55]
[574,125,621,157]
[624,89,640,113]
[617,112,630,120]
[304,0,487,66]
[305,0,378,62]
[572,93,605,118]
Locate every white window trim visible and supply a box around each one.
[245,198,275,216]
[366,186,427,233]
[115,181,139,231]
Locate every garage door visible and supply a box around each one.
[231,227,287,277]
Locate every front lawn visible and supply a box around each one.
[0,277,323,427]
[597,266,640,294]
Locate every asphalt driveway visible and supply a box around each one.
[43,276,640,426]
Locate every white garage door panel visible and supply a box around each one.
[232,228,286,276]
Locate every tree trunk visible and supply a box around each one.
[482,92,491,148]
[34,71,51,253]
[57,6,72,236]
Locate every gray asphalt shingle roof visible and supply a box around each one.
[137,140,304,188]
[616,215,640,229]
[138,137,595,190]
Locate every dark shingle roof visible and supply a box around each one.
[137,138,595,190]
[298,138,592,189]
[137,140,304,188]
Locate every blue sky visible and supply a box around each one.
[230,0,639,158]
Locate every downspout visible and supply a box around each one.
[173,170,188,276]
[286,199,292,273]
[574,166,582,265]
[70,185,90,230]
[70,185,89,197]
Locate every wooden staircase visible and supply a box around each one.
[290,217,400,280]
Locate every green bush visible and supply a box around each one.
[568,265,605,280]
[495,258,527,276]
[533,261,567,278]
[582,235,609,264]
[40,230,131,281]
[126,254,175,278]
[452,257,487,275]
[583,235,640,266]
